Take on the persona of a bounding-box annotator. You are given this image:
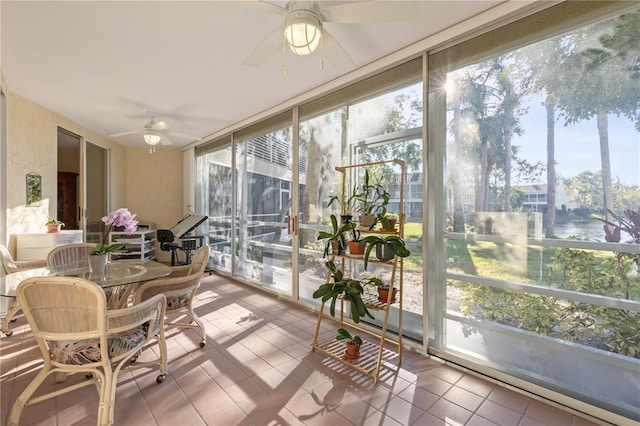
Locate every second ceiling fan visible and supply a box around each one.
[243,1,419,71]
[110,112,200,147]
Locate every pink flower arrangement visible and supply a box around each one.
[90,208,139,255]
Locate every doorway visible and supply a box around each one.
[56,128,80,230]
[84,141,108,244]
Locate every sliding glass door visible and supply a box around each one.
[234,117,294,296]
[195,142,233,273]
[296,108,347,303]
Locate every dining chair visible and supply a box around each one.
[46,242,97,267]
[0,244,48,274]
[162,243,210,278]
[0,244,48,337]
[8,276,167,426]
[133,245,210,347]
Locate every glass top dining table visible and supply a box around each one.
[0,260,171,299]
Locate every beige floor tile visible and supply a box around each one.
[0,274,619,426]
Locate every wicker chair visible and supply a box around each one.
[162,244,210,278]
[47,242,97,267]
[0,244,48,337]
[133,245,210,347]
[8,276,167,426]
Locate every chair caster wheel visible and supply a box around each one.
[199,340,205,348]
[129,356,139,363]
[3,331,13,337]
[156,374,166,384]
[10,318,16,323]
[85,373,93,379]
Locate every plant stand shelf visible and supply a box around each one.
[311,335,400,378]
[311,159,406,383]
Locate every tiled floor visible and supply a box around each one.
[1,272,605,425]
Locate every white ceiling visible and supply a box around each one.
[2,1,505,149]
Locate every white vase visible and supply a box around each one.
[88,254,108,274]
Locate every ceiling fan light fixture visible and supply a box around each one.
[284,9,322,56]
[143,129,161,146]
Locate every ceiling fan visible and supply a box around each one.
[109,112,200,146]
[243,1,419,71]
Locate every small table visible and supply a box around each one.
[1,260,171,335]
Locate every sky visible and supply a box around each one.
[513,93,639,186]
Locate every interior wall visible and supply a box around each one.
[5,90,185,262]
[5,91,126,242]
[0,75,6,248]
[125,147,183,263]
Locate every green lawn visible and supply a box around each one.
[446,239,640,300]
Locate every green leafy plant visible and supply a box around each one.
[312,260,381,323]
[360,234,411,270]
[316,214,347,258]
[358,169,390,217]
[336,327,362,345]
[345,221,362,242]
[45,218,64,227]
[327,182,364,217]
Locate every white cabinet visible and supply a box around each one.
[16,230,84,260]
[108,230,156,261]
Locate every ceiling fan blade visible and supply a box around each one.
[322,29,355,72]
[110,130,141,138]
[242,28,283,66]
[153,120,169,130]
[321,1,420,23]
[253,0,287,15]
[159,135,173,146]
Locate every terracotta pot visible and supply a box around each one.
[380,218,397,231]
[347,240,365,255]
[345,342,361,359]
[46,224,60,233]
[377,286,398,304]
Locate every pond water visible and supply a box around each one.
[554,219,631,242]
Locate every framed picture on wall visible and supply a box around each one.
[26,172,42,207]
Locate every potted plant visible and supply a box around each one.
[376,285,398,304]
[360,234,411,270]
[327,182,363,224]
[336,328,363,359]
[312,260,381,323]
[344,222,365,255]
[358,169,390,229]
[316,214,347,258]
[90,208,139,256]
[360,234,410,304]
[45,218,65,233]
[378,212,399,231]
